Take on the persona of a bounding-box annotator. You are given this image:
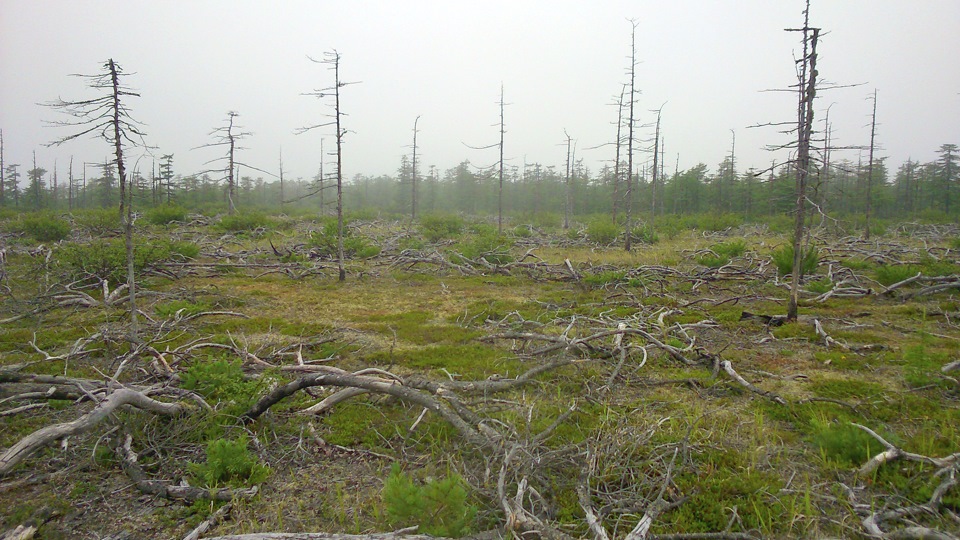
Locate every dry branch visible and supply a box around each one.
[117,434,257,502]
[0,388,185,476]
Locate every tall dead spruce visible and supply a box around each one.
[198,111,250,216]
[786,5,820,321]
[299,50,357,282]
[45,58,146,337]
[623,20,639,252]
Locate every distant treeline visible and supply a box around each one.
[2,143,957,222]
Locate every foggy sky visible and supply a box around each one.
[1,1,958,187]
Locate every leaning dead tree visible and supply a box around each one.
[299,50,357,282]
[44,58,146,337]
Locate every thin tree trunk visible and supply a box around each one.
[864,89,877,240]
[624,21,638,252]
[787,18,819,322]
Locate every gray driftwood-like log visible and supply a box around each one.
[0,388,185,476]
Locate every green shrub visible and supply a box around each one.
[456,233,513,264]
[218,212,270,232]
[155,299,210,318]
[586,219,619,244]
[809,422,878,467]
[58,238,173,283]
[583,270,626,287]
[805,278,834,294]
[874,264,920,286]
[420,214,463,242]
[180,358,260,414]
[310,220,381,258]
[19,214,71,242]
[696,240,744,268]
[772,243,819,278]
[169,241,200,259]
[697,254,730,268]
[74,209,122,236]
[146,204,187,225]
[712,239,746,258]
[382,464,476,537]
[189,434,270,488]
[631,222,659,244]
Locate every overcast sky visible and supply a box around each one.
[1,0,958,185]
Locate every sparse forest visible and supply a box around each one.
[1,5,959,540]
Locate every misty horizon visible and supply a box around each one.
[1,0,958,187]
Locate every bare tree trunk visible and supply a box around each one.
[864,89,877,240]
[333,54,346,282]
[411,116,420,222]
[787,9,819,322]
[624,21,638,252]
[612,85,626,224]
[651,110,661,216]
[104,59,138,337]
[497,85,505,235]
[0,129,4,207]
[279,148,285,208]
[563,129,572,230]
[68,156,73,210]
[226,111,238,215]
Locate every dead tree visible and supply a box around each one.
[0,129,4,207]
[300,50,357,282]
[650,106,664,216]
[864,89,878,240]
[612,85,627,224]
[198,111,250,215]
[786,5,820,322]
[411,116,421,221]
[498,85,506,234]
[624,20,639,252]
[45,58,146,337]
[563,129,573,229]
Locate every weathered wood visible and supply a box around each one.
[0,389,184,476]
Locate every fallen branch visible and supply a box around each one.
[0,388,186,477]
[117,434,257,502]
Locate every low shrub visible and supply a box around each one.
[19,214,71,242]
[145,204,187,225]
[311,220,381,258]
[772,243,819,278]
[874,264,920,286]
[420,214,463,242]
[58,238,173,283]
[382,464,476,537]
[456,233,513,264]
[631,223,659,244]
[73,208,123,236]
[189,434,270,488]
[586,219,619,245]
[218,212,270,232]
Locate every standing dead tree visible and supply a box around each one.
[563,129,573,230]
[624,20,639,252]
[411,116,421,222]
[612,84,627,224]
[786,8,820,322]
[299,50,358,282]
[864,89,878,240]
[44,58,147,337]
[197,111,250,215]
[464,84,508,234]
